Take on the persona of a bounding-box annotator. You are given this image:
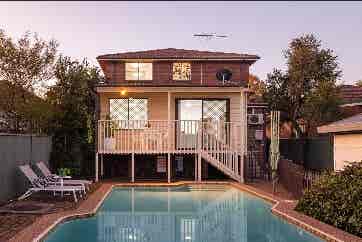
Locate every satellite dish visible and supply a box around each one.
[216,69,232,84]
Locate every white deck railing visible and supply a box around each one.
[98,120,242,154]
[98,120,243,180]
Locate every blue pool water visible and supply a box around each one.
[45,185,324,242]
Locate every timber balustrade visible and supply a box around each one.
[98,120,244,180]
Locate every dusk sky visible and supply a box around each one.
[1,1,361,84]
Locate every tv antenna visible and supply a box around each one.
[193,33,229,41]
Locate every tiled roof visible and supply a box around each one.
[318,113,362,133]
[339,85,362,104]
[97,48,260,61]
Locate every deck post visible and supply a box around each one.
[167,187,171,212]
[131,188,135,213]
[100,154,104,178]
[194,154,198,181]
[95,152,99,182]
[198,154,202,182]
[131,153,135,183]
[240,90,247,183]
[167,91,172,183]
[197,122,202,182]
[167,153,171,183]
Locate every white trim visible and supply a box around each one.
[96,86,249,93]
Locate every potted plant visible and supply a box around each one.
[104,115,117,150]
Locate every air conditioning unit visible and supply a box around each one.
[248,114,264,125]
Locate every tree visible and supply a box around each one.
[0,29,58,132]
[356,80,362,87]
[263,34,342,136]
[46,56,101,177]
[248,74,266,102]
[0,29,58,91]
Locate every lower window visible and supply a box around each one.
[109,98,148,129]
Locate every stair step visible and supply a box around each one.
[201,151,241,182]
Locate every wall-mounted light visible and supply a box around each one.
[120,89,128,96]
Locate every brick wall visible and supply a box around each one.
[278,159,306,199]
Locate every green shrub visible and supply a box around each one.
[295,162,362,237]
[57,167,81,177]
[58,167,71,176]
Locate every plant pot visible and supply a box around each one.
[105,137,116,150]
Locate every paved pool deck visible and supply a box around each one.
[8,181,362,242]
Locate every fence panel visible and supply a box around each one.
[279,136,333,170]
[0,134,52,202]
[279,139,306,165]
[305,137,334,170]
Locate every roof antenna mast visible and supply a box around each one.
[193,33,229,49]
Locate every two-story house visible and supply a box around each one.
[95,48,260,183]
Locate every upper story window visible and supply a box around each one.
[125,63,152,80]
[172,63,191,81]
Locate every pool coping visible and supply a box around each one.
[9,181,362,242]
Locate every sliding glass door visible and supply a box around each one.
[177,99,228,122]
[176,99,229,149]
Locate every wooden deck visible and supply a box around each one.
[97,120,245,183]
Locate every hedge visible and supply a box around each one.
[295,162,362,237]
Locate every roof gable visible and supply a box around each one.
[318,113,362,133]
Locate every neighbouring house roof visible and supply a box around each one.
[97,48,260,62]
[339,85,362,104]
[318,113,362,134]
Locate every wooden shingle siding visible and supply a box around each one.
[240,63,249,83]
[155,62,172,84]
[112,61,125,85]
[101,61,250,86]
[191,62,201,85]
[204,62,239,85]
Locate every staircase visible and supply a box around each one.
[199,123,243,182]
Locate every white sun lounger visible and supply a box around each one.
[18,165,85,202]
[36,161,92,191]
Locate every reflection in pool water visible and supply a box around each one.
[45,185,323,242]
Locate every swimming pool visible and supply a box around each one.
[45,185,323,242]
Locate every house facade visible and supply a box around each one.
[95,48,260,183]
[318,113,362,171]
